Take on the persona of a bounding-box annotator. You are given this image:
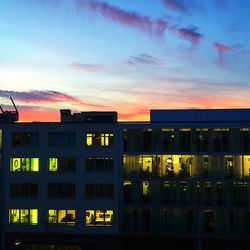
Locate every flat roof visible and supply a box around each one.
[150,109,250,122]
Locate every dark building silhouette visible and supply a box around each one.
[1,108,250,250]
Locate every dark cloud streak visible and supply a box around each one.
[162,0,187,12]
[0,90,106,108]
[75,0,203,45]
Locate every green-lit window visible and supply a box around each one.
[86,132,113,147]
[47,209,75,225]
[10,158,39,172]
[9,209,38,224]
[85,209,113,226]
[49,158,58,171]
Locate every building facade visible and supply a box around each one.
[1,108,250,250]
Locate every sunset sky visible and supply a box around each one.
[1,0,250,121]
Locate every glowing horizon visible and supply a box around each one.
[1,0,250,122]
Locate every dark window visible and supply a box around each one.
[47,183,75,199]
[85,184,114,199]
[85,158,114,173]
[124,182,131,204]
[216,183,223,206]
[213,130,222,152]
[48,132,76,147]
[213,129,231,152]
[245,212,250,233]
[222,129,231,152]
[162,129,175,152]
[12,132,38,147]
[196,129,208,152]
[180,182,187,205]
[143,129,152,152]
[187,210,193,232]
[163,182,175,205]
[241,129,250,153]
[204,211,214,233]
[205,182,212,206]
[123,129,128,152]
[233,182,247,207]
[180,129,191,152]
[229,211,234,233]
[10,183,38,198]
[142,209,150,232]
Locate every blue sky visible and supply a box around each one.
[0,0,250,121]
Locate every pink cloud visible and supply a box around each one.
[70,63,104,72]
[75,0,203,45]
[162,0,187,12]
[213,42,231,65]
[75,0,168,37]
[178,27,203,45]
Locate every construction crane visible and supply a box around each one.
[0,97,19,123]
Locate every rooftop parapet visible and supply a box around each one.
[60,109,117,123]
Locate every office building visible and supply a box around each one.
[1,107,250,250]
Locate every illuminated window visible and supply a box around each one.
[85,209,113,226]
[48,157,75,172]
[86,132,113,147]
[9,209,38,224]
[141,156,152,177]
[47,209,75,225]
[10,158,39,172]
[142,181,149,204]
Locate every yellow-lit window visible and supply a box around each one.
[9,209,38,224]
[10,158,39,172]
[85,209,113,226]
[9,209,19,223]
[30,158,39,171]
[30,209,38,224]
[21,158,30,171]
[20,209,29,223]
[143,181,149,196]
[85,210,95,225]
[142,156,152,173]
[48,209,57,223]
[48,209,75,225]
[86,133,93,146]
[49,158,58,171]
[11,158,21,171]
[101,133,113,146]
